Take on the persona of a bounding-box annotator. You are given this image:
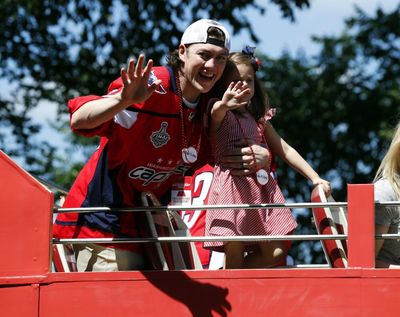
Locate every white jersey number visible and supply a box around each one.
[181,171,213,229]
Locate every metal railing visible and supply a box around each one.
[52,201,400,245]
[55,201,348,213]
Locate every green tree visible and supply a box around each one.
[2,1,399,264]
[258,5,400,263]
[0,0,310,185]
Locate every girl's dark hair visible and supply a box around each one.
[210,52,269,121]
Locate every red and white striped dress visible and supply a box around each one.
[204,110,297,252]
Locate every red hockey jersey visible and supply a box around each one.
[53,66,209,252]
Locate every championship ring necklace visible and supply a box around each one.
[175,72,202,165]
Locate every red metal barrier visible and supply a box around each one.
[0,150,53,277]
[2,150,400,317]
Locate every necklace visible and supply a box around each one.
[182,97,199,109]
[175,72,202,165]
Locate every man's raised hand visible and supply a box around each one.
[120,54,161,104]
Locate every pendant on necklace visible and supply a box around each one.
[182,146,198,164]
[256,169,269,185]
[188,111,196,121]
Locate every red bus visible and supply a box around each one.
[1,149,399,317]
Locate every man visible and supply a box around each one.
[53,19,270,271]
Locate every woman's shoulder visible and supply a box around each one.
[374,178,397,201]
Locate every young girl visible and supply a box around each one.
[204,47,331,269]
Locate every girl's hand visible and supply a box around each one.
[312,178,331,197]
[210,82,252,130]
[220,81,250,111]
[119,54,161,105]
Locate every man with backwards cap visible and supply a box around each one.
[53,19,271,271]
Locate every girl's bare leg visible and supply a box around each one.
[224,241,245,269]
[243,241,287,269]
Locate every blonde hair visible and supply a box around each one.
[374,122,400,198]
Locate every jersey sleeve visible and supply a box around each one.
[68,78,124,137]
[68,95,109,137]
[68,67,171,138]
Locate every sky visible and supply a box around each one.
[29,0,399,159]
[231,0,399,57]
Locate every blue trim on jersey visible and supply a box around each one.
[76,144,125,235]
[54,220,78,226]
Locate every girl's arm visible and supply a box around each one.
[71,55,161,130]
[264,122,331,195]
[210,81,250,132]
[210,100,229,133]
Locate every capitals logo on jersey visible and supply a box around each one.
[148,71,167,94]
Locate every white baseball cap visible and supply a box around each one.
[181,19,230,51]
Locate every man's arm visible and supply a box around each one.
[71,55,161,130]
[221,141,271,176]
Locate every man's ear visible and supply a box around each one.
[178,44,187,63]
